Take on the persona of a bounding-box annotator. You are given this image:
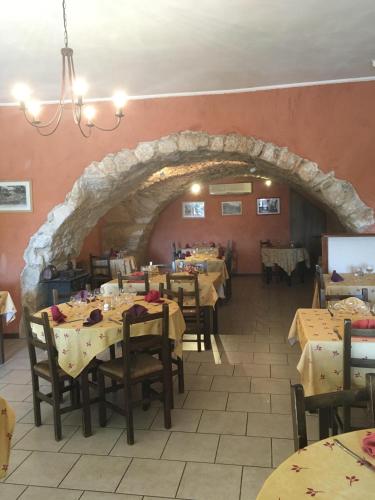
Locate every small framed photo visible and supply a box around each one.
[257,197,280,215]
[0,181,32,212]
[221,201,242,216]
[182,201,205,218]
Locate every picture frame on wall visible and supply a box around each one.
[221,201,242,216]
[0,181,32,212]
[256,197,280,215]
[182,201,205,218]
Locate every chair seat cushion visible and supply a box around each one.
[99,353,163,380]
[34,359,70,379]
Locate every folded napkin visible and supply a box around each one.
[50,305,67,323]
[352,319,375,329]
[144,290,164,304]
[331,270,344,282]
[126,304,148,320]
[130,271,144,277]
[362,432,375,457]
[83,308,103,327]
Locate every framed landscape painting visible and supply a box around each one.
[256,197,280,215]
[182,201,205,218]
[221,201,242,216]
[0,181,32,212]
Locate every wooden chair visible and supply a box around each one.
[23,306,96,440]
[97,303,172,445]
[290,375,375,451]
[342,319,375,431]
[260,240,282,284]
[117,271,150,295]
[320,288,369,309]
[166,273,209,351]
[90,254,112,289]
[224,247,233,301]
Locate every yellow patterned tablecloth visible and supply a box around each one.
[0,396,15,479]
[261,247,310,276]
[175,256,229,284]
[312,273,375,307]
[0,291,16,323]
[33,298,186,378]
[288,308,375,396]
[257,428,375,499]
[101,272,222,306]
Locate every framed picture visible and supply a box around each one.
[182,201,205,218]
[221,201,242,216]
[0,181,32,212]
[257,197,280,215]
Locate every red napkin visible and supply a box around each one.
[144,290,164,303]
[352,319,375,329]
[362,432,375,457]
[130,271,144,277]
[185,251,191,257]
[50,305,66,323]
[83,309,103,327]
[126,304,148,320]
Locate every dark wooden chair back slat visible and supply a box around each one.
[159,283,183,309]
[343,319,375,389]
[166,273,200,308]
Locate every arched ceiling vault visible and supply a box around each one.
[22,131,374,310]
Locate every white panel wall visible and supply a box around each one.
[327,236,375,273]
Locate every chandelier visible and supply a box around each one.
[11,0,127,138]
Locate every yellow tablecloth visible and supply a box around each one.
[101,272,222,306]
[313,273,375,307]
[261,247,310,276]
[175,256,229,284]
[288,308,375,396]
[180,248,219,257]
[0,291,16,323]
[257,428,375,499]
[0,396,15,479]
[33,298,186,378]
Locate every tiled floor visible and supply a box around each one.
[0,275,317,500]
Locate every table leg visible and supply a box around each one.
[266,267,272,284]
[80,368,92,437]
[0,316,4,364]
[213,304,219,336]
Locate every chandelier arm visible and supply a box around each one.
[91,116,123,132]
[33,111,65,136]
[66,53,82,125]
[22,104,64,129]
[76,121,92,138]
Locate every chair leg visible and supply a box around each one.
[80,369,92,437]
[343,405,351,433]
[177,357,184,393]
[163,361,172,430]
[51,381,62,441]
[141,381,151,411]
[97,371,107,427]
[124,383,134,445]
[318,407,330,439]
[31,373,42,426]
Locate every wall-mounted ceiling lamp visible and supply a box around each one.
[191,183,202,194]
[265,179,272,187]
[11,0,127,138]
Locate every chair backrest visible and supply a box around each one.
[117,271,150,294]
[121,303,170,380]
[343,319,375,390]
[260,239,272,248]
[320,288,369,309]
[90,254,111,277]
[159,282,183,309]
[166,273,200,308]
[23,306,60,381]
[291,377,374,450]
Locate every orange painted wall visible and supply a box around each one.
[148,179,290,273]
[1,81,375,330]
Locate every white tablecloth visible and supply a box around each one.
[261,247,310,275]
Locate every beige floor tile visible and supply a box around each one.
[110,430,170,459]
[216,435,271,467]
[13,425,78,452]
[187,351,221,363]
[81,493,141,500]
[247,413,293,439]
[8,402,33,422]
[0,384,32,401]
[183,390,228,410]
[61,426,123,455]
[0,483,27,499]
[306,414,320,440]
[237,342,270,353]
[177,462,242,500]
[98,406,159,430]
[233,363,270,378]
[255,334,285,344]
[162,431,219,462]
[10,423,34,447]
[251,377,290,394]
[270,343,301,354]
[271,364,300,380]
[253,353,288,365]
[221,352,254,364]
[197,363,234,376]
[6,451,80,487]
[143,497,175,500]
[227,393,270,413]
[183,362,200,374]
[211,375,250,392]
[241,467,273,500]
[198,410,247,435]
[60,455,131,492]
[117,458,185,497]
[0,370,31,385]
[151,408,202,432]
[19,403,69,425]
[185,374,213,390]
[272,438,295,466]
[18,486,82,500]
[271,394,291,414]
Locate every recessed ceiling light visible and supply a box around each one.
[191,183,201,194]
[265,179,272,187]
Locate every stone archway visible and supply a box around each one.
[22,131,374,310]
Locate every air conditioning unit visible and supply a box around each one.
[209,182,252,195]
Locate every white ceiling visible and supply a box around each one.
[2,0,375,103]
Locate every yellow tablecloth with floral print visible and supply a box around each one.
[288,308,375,396]
[261,247,310,276]
[175,257,229,283]
[257,428,375,499]
[0,396,15,479]
[312,273,375,307]
[32,298,186,378]
[0,291,16,323]
[101,272,222,306]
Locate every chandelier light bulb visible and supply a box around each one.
[26,100,42,121]
[112,90,128,112]
[265,179,272,187]
[72,77,88,97]
[83,105,96,124]
[12,82,32,103]
[191,183,201,194]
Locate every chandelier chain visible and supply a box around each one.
[62,0,69,48]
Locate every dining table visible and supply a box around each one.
[0,291,17,364]
[174,255,229,287]
[0,396,15,479]
[261,246,310,283]
[288,308,375,396]
[312,272,375,308]
[257,428,375,499]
